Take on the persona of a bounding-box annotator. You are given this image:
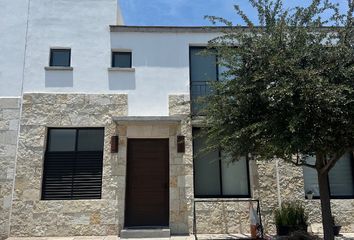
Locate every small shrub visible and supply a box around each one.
[275,201,308,227]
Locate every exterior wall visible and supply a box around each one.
[8,93,194,237]
[0,0,29,96]
[110,32,220,116]
[1,0,122,97]
[9,93,127,237]
[0,98,20,240]
[194,159,354,235]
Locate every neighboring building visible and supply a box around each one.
[0,0,353,239]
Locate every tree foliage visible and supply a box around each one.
[203,1,354,239]
[203,0,354,170]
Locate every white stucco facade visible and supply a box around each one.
[0,0,121,96]
[0,0,29,96]
[23,28,221,116]
[0,0,221,116]
[109,31,220,116]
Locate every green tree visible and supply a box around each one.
[203,0,354,239]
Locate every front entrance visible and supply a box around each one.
[125,139,170,227]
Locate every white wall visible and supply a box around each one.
[22,0,117,94]
[109,32,220,116]
[0,0,29,96]
[0,0,220,116]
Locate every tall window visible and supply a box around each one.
[303,152,354,199]
[50,49,71,67]
[189,47,219,115]
[42,128,104,200]
[193,128,250,197]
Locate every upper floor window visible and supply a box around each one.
[190,47,223,115]
[303,152,354,199]
[112,51,132,68]
[49,48,71,67]
[192,128,251,198]
[42,128,104,200]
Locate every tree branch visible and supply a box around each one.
[288,158,317,169]
[319,147,354,175]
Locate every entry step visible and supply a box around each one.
[120,228,171,239]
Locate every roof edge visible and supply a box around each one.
[110,25,237,33]
[110,25,345,33]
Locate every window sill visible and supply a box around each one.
[108,67,135,72]
[194,196,252,200]
[305,196,354,200]
[45,66,73,71]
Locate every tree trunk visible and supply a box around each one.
[316,154,334,240]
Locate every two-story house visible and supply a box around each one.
[0,0,353,239]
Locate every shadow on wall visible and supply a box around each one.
[45,70,73,87]
[108,71,136,90]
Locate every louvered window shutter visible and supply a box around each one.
[42,128,104,200]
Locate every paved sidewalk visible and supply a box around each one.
[6,236,194,240]
[6,233,354,240]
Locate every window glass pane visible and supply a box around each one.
[303,153,354,198]
[193,129,221,196]
[190,47,217,115]
[221,154,249,196]
[112,52,131,68]
[50,49,70,67]
[190,48,217,82]
[48,129,76,152]
[303,156,320,196]
[77,129,104,151]
[329,152,354,197]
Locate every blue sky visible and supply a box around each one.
[119,0,349,26]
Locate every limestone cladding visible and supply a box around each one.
[9,93,127,237]
[0,98,20,240]
[6,92,354,237]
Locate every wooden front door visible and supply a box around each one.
[125,139,169,227]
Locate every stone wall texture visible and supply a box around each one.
[5,93,354,238]
[0,98,20,240]
[9,93,127,237]
[169,95,194,234]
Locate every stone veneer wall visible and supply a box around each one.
[9,93,127,237]
[6,93,354,237]
[0,98,20,240]
[168,95,194,234]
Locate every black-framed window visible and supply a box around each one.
[192,128,251,198]
[303,152,354,199]
[42,128,104,200]
[189,47,228,115]
[112,51,132,68]
[189,47,218,115]
[49,49,71,67]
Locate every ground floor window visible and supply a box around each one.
[303,152,354,199]
[42,128,104,200]
[192,128,251,198]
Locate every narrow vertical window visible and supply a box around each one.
[189,47,218,115]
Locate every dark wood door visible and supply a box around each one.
[125,139,169,227]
